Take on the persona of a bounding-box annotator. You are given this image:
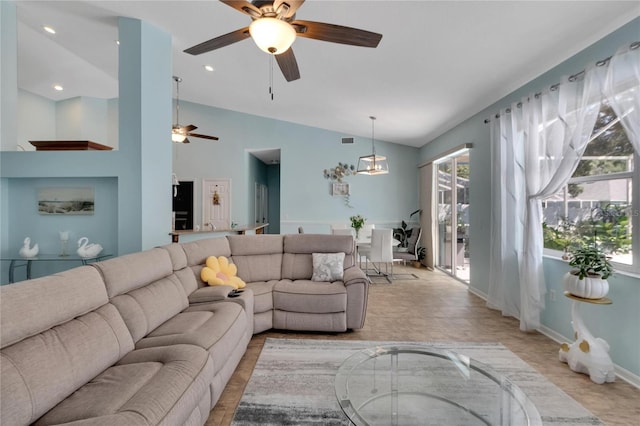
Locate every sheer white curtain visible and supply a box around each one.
[602,43,640,151]
[489,67,602,331]
[488,109,524,320]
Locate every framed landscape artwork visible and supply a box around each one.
[332,182,350,196]
[38,187,95,215]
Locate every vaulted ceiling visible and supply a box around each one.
[13,1,639,147]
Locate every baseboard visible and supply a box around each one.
[538,325,640,389]
[468,288,640,389]
[467,285,488,300]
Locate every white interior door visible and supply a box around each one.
[203,179,230,230]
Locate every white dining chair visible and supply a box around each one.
[364,228,394,282]
[332,228,355,237]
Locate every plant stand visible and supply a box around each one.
[558,292,615,384]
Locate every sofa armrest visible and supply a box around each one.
[188,285,235,304]
[343,265,369,286]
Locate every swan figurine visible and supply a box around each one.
[19,237,39,258]
[76,237,103,259]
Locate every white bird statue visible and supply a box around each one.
[76,237,103,259]
[19,237,39,258]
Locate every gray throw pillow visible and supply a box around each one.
[311,252,345,282]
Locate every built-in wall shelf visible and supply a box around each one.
[29,141,113,151]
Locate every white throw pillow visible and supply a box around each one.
[311,252,345,282]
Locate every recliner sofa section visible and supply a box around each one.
[0,233,369,425]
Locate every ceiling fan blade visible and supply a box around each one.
[275,48,300,82]
[187,133,220,141]
[184,27,250,55]
[274,0,305,19]
[184,124,198,132]
[219,0,262,18]
[183,138,191,144]
[291,20,382,48]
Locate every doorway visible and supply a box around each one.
[435,151,470,282]
[173,180,193,230]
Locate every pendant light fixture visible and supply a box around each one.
[357,116,389,175]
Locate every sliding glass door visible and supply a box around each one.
[435,151,470,282]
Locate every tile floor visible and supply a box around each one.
[207,265,640,426]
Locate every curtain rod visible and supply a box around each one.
[484,41,639,124]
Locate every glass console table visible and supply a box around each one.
[335,345,541,426]
[2,254,112,283]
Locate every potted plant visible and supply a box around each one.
[349,214,366,240]
[393,209,421,249]
[413,246,426,268]
[564,245,612,299]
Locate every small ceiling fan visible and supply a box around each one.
[183,0,383,82]
[172,76,219,143]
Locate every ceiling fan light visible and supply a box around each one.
[249,17,296,55]
[171,131,187,143]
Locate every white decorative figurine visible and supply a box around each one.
[19,237,39,258]
[76,237,103,259]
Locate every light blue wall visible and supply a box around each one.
[543,258,640,378]
[172,100,420,235]
[1,16,173,284]
[420,18,640,377]
[3,177,117,282]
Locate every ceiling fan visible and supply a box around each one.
[172,76,219,143]
[183,0,383,82]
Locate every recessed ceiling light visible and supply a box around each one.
[115,40,120,45]
[43,26,56,34]
[53,84,63,91]
[204,65,214,72]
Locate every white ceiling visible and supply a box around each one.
[13,1,639,148]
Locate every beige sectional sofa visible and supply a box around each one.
[1,234,368,425]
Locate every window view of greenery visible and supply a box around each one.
[542,102,634,265]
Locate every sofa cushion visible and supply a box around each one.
[227,235,284,282]
[108,273,189,343]
[0,266,107,347]
[135,302,247,375]
[311,252,345,281]
[282,234,355,279]
[181,237,232,267]
[159,242,188,271]
[34,344,213,426]
[273,279,347,313]
[245,280,277,314]
[1,304,134,426]
[95,248,174,298]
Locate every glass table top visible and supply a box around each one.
[335,345,542,426]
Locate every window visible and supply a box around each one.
[542,100,637,271]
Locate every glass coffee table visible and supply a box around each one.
[335,345,542,426]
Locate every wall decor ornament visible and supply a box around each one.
[323,162,357,207]
[19,237,39,258]
[59,230,70,257]
[76,237,103,259]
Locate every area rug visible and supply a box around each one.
[231,338,603,425]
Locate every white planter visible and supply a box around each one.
[563,272,609,299]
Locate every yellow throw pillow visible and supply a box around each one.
[200,255,246,289]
